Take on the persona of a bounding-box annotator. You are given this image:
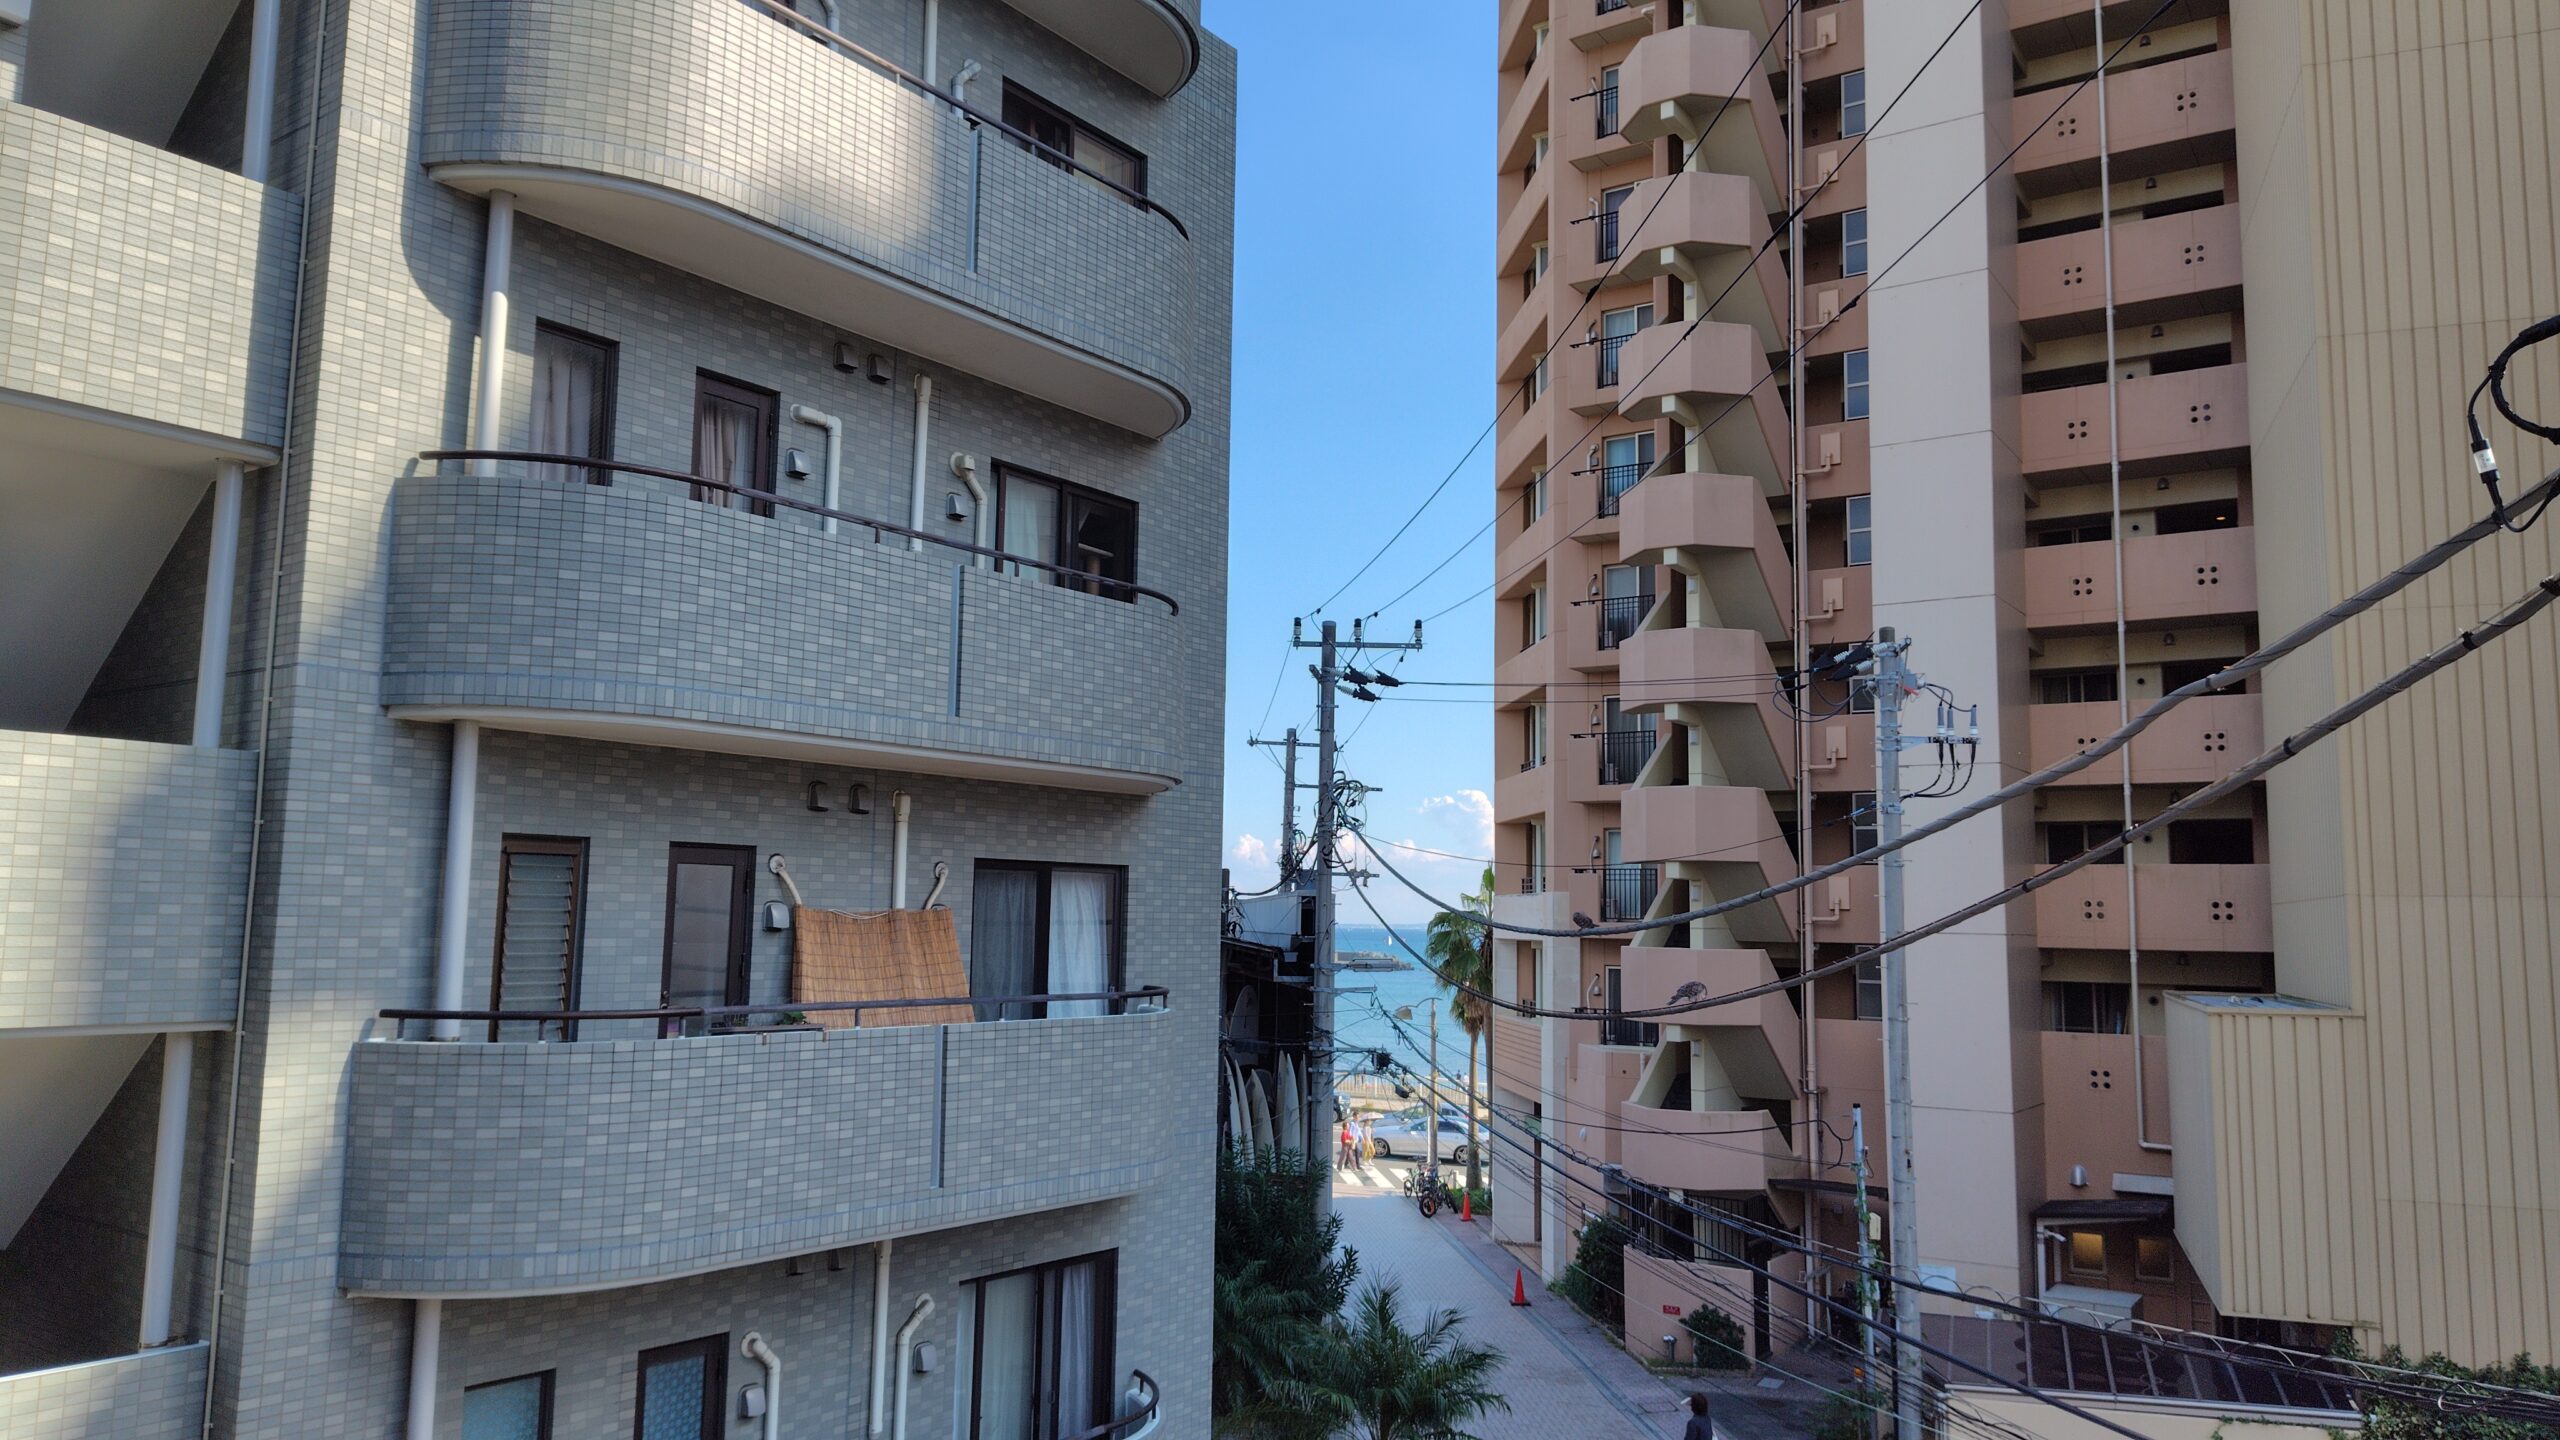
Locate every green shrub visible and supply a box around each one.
[1683,1304,1750,1370]
[2329,1337,2560,1440]
[1556,1214,1632,1329]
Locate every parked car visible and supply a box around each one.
[1368,1112,1472,1166]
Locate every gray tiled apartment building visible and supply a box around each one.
[0,0,1232,1434]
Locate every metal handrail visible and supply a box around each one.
[1058,1371,1160,1440]
[1594,206,1622,261]
[1593,461,1648,517]
[380,985,1170,1037]
[735,0,1188,240]
[1594,330,1636,387]
[1597,729,1657,785]
[1594,84,1620,139]
[1595,592,1653,649]
[417,451,1179,615]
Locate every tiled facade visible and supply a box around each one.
[0,1343,210,1439]
[1489,0,2560,1372]
[0,0,1231,1434]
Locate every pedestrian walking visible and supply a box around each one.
[1358,1114,1377,1166]
[1682,1392,1714,1440]
[1338,1117,1357,1169]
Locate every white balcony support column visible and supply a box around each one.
[241,0,281,183]
[406,1297,443,1440]
[432,721,481,1040]
[191,463,246,749]
[470,192,517,475]
[137,1032,195,1348]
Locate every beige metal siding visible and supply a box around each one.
[2231,0,2560,1363]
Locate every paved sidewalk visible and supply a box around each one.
[1332,1170,1829,1440]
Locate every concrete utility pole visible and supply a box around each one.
[1852,1101,1879,1371]
[1866,628,1924,1440]
[1292,617,1422,1215]
[1245,729,1303,882]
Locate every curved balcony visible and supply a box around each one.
[1621,783,1797,943]
[340,1003,1176,1296]
[1618,26,1784,207]
[2028,692,2261,786]
[0,1344,206,1439]
[422,0,1194,437]
[1,732,253,1033]
[382,468,1184,793]
[1619,945,1799,1100]
[1616,627,1788,790]
[1617,468,1791,639]
[1607,172,1787,351]
[1617,322,1787,495]
[1000,0,1200,98]
[1619,1102,1795,1192]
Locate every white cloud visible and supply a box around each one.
[1419,788,1495,853]
[1230,833,1274,868]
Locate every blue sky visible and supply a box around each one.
[1206,1,1501,922]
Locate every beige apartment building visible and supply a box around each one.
[1487,0,2560,1374]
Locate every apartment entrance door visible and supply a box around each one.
[663,844,754,1033]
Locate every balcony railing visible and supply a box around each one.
[1600,862,1660,921]
[1596,592,1655,649]
[420,452,1178,614]
[1597,728,1659,785]
[1598,0,1634,12]
[1594,330,1636,388]
[380,987,1170,1040]
[1594,84,1621,138]
[1595,205,1624,261]
[1600,1013,1660,1047]
[1594,460,1648,516]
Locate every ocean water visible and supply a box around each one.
[1330,924,1487,1096]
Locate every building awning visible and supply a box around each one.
[2031,1197,2172,1224]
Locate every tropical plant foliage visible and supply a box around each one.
[1271,1282,1511,1440]
[1427,867,1496,1191]
[1214,1148,1357,1438]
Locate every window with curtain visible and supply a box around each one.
[969,1253,1116,1440]
[490,836,585,1041]
[995,464,1138,602]
[530,323,614,485]
[461,1372,552,1440]
[969,862,1124,1020]
[692,373,776,514]
[1000,81,1147,201]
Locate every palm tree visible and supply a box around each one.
[1276,1281,1509,1440]
[1426,867,1496,1194]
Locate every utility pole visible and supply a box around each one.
[1852,1102,1878,1372]
[1245,729,1304,881]
[1866,628,1924,1440]
[1292,617,1422,1216]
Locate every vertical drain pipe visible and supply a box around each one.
[431,722,481,1040]
[239,0,278,183]
[907,375,934,549]
[2092,3,2164,1155]
[406,1298,443,1440]
[791,405,843,533]
[138,1032,194,1347]
[1783,0,1822,1339]
[892,791,913,908]
[868,1241,894,1435]
[470,193,517,476]
[192,463,245,749]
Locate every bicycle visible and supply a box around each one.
[1413,1163,1457,1218]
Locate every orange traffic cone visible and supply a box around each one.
[1511,1269,1530,1306]
[1461,1189,1473,1222]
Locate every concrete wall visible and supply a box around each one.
[0,731,253,1031]
[0,1343,207,1440]
[0,105,299,446]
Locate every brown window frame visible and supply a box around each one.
[632,1334,727,1440]
[463,1369,555,1439]
[691,371,780,517]
[661,843,757,1032]
[531,320,618,486]
[999,80,1149,200]
[968,860,1128,1020]
[991,462,1141,604]
[966,1249,1120,1440]
[489,835,588,1042]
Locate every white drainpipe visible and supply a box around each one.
[241,0,279,183]
[432,721,481,1041]
[791,404,843,534]
[406,1298,443,1440]
[891,791,914,908]
[867,1240,894,1436]
[922,0,940,88]
[191,462,244,748]
[950,59,981,105]
[907,375,934,550]
[892,1294,935,1440]
[951,452,990,567]
[137,1031,194,1347]
[470,193,517,475]
[742,1333,781,1440]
